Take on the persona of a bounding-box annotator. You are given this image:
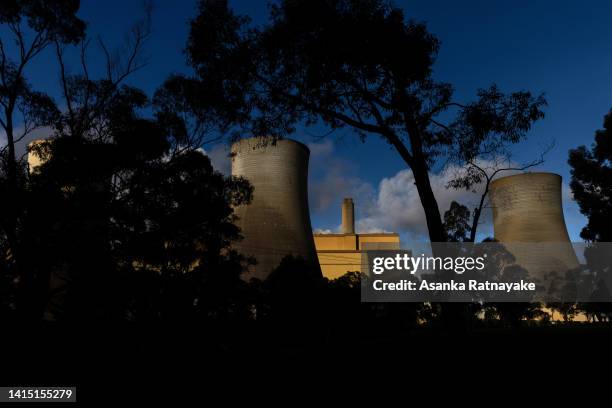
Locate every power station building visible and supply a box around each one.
[313,198,400,279]
[231,137,321,280]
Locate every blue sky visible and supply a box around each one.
[13,0,612,242]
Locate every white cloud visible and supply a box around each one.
[356,165,590,243]
[357,164,493,239]
[307,140,503,239]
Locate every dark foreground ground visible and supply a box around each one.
[1,322,611,404]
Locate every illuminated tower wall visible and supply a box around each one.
[489,172,579,275]
[231,137,321,280]
[27,139,47,173]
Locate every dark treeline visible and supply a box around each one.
[0,1,610,362]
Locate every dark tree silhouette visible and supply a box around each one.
[0,0,85,319]
[569,109,612,322]
[0,2,259,324]
[0,0,85,179]
[175,0,546,244]
[262,255,324,321]
[10,10,255,321]
[471,238,543,327]
[22,90,253,322]
[569,110,612,242]
[443,201,472,242]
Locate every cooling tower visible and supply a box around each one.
[231,137,321,280]
[488,172,579,278]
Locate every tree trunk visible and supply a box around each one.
[469,179,490,243]
[4,110,33,320]
[5,114,17,196]
[411,158,446,243]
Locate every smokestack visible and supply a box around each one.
[231,137,321,280]
[489,172,579,276]
[341,198,355,234]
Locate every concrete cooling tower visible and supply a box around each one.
[488,172,579,278]
[231,137,321,280]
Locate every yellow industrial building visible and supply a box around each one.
[313,198,400,279]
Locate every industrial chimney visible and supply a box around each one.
[488,172,579,277]
[231,137,321,280]
[341,198,355,234]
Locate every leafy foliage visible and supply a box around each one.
[569,110,612,241]
[178,0,546,243]
[20,82,254,322]
[443,201,471,242]
[0,0,85,43]
[0,1,86,312]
